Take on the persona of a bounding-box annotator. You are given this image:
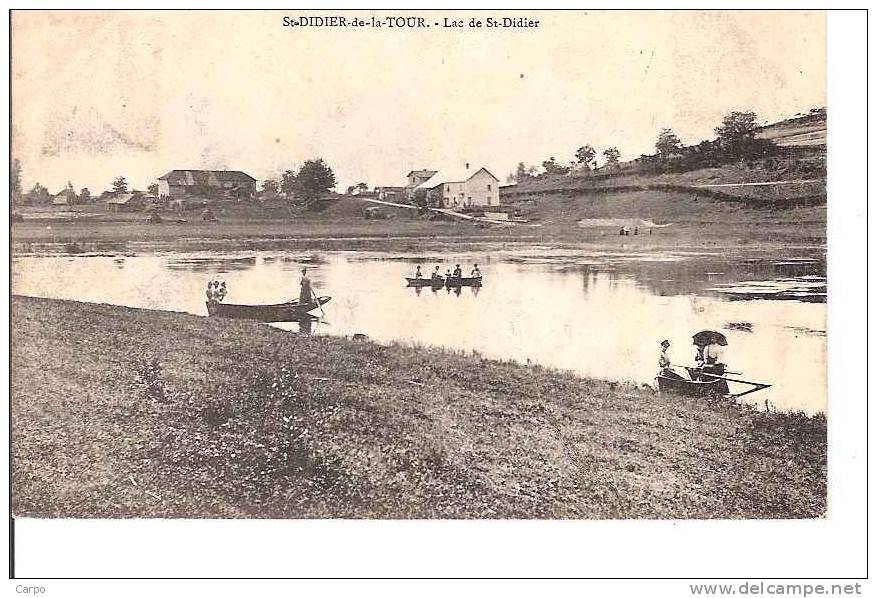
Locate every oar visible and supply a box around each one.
[681,364,742,375]
[311,287,326,318]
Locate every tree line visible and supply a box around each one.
[10,158,337,206]
[507,110,789,183]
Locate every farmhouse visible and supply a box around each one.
[416,165,500,209]
[405,169,437,199]
[52,188,77,206]
[157,170,256,201]
[106,192,145,212]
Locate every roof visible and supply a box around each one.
[416,167,499,190]
[157,170,256,184]
[106,193,141,205]
[406,169,438,178]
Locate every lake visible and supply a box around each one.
[11,246,827,414]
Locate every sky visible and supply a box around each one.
[11,10,825,193]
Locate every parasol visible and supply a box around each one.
[692,330,728,347]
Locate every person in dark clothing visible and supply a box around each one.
[299,268,312,305]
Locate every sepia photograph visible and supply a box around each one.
[9,9,831,528]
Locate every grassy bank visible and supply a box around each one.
[12,296,826,519]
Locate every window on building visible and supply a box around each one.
[487,184,492,191]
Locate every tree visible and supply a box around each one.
[26,182,50,205]
[603,147,621,167]
[515,162,527,182]
[80,188,91,203]
[147,183,159,196]
[575,145,596,167]
[715,111,758,147]
[10,159,22,204]
[280,169,297,198]
[655,128,682,159]
[542,156,570,176]
[293,159,336,201]
[261,179,279,197]
[112,175,128,194]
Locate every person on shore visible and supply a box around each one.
[658,340,684,380]
[414,265,423,279]
[471,264,482,278]
[299,268,313,305]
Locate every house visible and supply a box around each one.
[375,186,406,202]
[52,188,77,206]
[156,170,257,201]
[106,192,145,212]
[415,165,500,209]
[405,169,437,199]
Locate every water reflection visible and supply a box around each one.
[11,247,827,414]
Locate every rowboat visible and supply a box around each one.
[655,370,730,397]
[445,276,483,287]
[206,296,331,322]
[656,367,770,399]
[406,277,445,287]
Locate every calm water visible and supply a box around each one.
[12,247,827,414]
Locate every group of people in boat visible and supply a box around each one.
[206,268,316,307]
[413,263,482,281]
[658,337,726,380]
[206,280,227,303]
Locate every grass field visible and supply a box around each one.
[11,186,826,256]
[12,296,827,519]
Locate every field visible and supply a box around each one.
[11,296,827,519]
[11,183,826,256]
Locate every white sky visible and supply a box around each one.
[11,10,825,192]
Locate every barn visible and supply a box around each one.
[157,170,256,201]
[415,165,500,209]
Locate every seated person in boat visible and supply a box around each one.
[414,265,423,279]
[702,340,726,375]
[431,266,442,280]
[299,268,312,305]
[471,264,482,278]
[216,281,227,302]
[206,281,216,302]
[658,339,685,380]
[452,264,462,278]
[694,341,726,377]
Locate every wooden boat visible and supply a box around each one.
[445,276,483,287]
[655,372,730,397]
[206,296,331,322]
[656,366,770,399]
[406,277,445,287]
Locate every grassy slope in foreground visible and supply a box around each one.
[11,296,826,519]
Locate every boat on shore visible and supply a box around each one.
[656,368,730,397]
[206,296,331,322]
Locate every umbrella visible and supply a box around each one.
[692,330,728,347]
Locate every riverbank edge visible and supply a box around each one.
[11,296,826,518]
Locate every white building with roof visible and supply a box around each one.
[415,164,500,209]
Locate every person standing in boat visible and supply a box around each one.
[452,264,463,279]
[299,268,313,306]
[470,264,482,278]
[414,265,423,279]
[658,340,684,380]
[431,266,442,281]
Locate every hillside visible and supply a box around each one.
[12,296,826,519]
